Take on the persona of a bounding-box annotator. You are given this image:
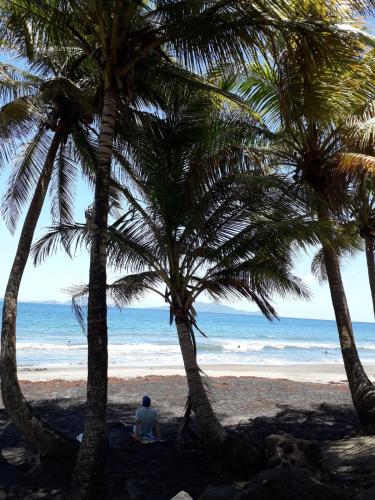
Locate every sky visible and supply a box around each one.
[0,170,372,322]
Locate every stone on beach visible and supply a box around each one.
[234,467,349,500]
[265,433,324,471]
[170,492,193,500]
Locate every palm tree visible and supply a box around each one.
[0,56,97,456]
[227,24,375,428]
[0,26,240,461]
[3,1,373,496]
[1,11,372,500]
[34,99,325,470]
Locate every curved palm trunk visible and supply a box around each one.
[316,203,375,428]
[365,234,375,319]
[174,309,261,471]
[174,310,227,448]
[68,89,117,500]
[322,243,375,428]
[0,123,76,456]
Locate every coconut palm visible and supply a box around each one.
[0,50,226,461]
[0,12,250,467]
[0,3,308,497]
[0,55,98,456]
[34,98,329,472]
[226,23,375,427]
[3,1,374,496]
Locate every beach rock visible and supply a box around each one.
[217,430,263,475]
[355,485,375,500]
[170,492,193,500]
[199,483,245,499]
[265,434,324,471]
[234,466,349,500]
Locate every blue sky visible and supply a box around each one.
[0,170,372,322]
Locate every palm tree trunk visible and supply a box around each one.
[174,308,261,472]
[0,122,76,457]
[365,234,375,319]
[316,203,375,429]
[68,88,117,500]
[322,242,375,428]
[174,310,228,448]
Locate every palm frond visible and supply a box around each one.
[66,283,89,332]
[106,272,164,308]
[338,152,375,174]
[67,271,163,330]
[1,127,51,232]
[31,223,88,265]
[107,221,165,276]
[311,247,327,283]
[50,141,77,224]
[0,60,39,102]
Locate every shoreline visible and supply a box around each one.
[17,362,375,384]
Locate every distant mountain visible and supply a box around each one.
[26,300,67,305]
[0,299,66,305]
[149,301,260,316]
[0,299,259,315]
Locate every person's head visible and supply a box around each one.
[142,395,151,407]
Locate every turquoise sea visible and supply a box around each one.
[7,302,375,368]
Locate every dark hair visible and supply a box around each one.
[142,395,151,407]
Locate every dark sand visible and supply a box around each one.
[0,376,358,499]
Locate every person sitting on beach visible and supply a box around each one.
[133,395,161,442]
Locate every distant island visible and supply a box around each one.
[2,299,260,316]
[148,301,260,315]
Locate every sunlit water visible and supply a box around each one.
[8,302,375,367]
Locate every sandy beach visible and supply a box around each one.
[17,362,375,384]
[2,362,371,498]
[0,373,359,498]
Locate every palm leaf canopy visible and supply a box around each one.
[2,0,375,92]
[0,46,100,232]
[220,9,375,217]
[214,8,375,280]
[35,96,332,322]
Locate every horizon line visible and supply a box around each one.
[1,298,374,325]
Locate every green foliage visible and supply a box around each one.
[35,98,334,331]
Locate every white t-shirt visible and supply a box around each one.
[135,406,158,436]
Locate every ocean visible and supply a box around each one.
[9,302,375,368]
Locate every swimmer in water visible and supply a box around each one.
[67,340,71,346]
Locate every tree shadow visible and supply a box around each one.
[235,403,359,446]
[0,399,231,499]
[0,400,362,499]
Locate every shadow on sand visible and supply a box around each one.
[0,400,360,499]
